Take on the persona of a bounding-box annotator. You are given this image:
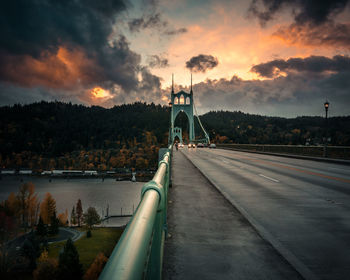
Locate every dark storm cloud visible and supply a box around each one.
[185,55,219,73]
[127,0,187,36]
[0,0,127,57]
[164,28,188,36]
[248,0,349,26]
[128,13,187,36]
[147,55,169,68]
[248,0,350,48]
[0,0,161,94]
[184,70,350,117]
[251,55,350,78]
[128,13,167,32]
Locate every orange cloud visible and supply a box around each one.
[0,46,102,90]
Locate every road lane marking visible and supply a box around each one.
[259,174,280,182]
[213,149,350,183]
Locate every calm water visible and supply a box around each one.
[0,177,144,226]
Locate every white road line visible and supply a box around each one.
[259,174,280,183]
[222,160,230,164]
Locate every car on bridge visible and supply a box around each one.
[197,143,205,148]
[188,143,196,148]
[209,143,216,148]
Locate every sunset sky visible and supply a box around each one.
[0,0,350,117]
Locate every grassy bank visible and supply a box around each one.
[48,227,124,271]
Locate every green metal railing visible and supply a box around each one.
[99,145,172,280]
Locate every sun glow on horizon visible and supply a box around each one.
[91,87,111,99]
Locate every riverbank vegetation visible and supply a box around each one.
[0,182,118,279]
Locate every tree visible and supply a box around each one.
[76,199,83,227]
[40,193,56,224]
[83,253,108,280]
[57,209,68,226]
[83,207,100,231]
[49,211,59,235]
[17,182,36,230]
[58,238,82,280]
[28,190,39,229]
[70,206,76,226]
[36,216,47,238]
[33,250,58,280]
[21,232,40,271]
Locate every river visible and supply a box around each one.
[0,176,144,226]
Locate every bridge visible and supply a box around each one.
[100,77,350,280]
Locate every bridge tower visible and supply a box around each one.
[173,127,183,144]
[169,74,195,144]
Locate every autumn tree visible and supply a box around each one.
[5,192,17,216]
[76,199,83,227]
[83,253,108,280]
[40,193,56,224]
[33,250,58,280]
[58,238,82,280]
[57,209,68,226]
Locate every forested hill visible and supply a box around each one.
[0,102,170,157]
[1,101,349,170]
[200,111,350,146]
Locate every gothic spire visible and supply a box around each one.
[172,73,174,94]
[190,72,193,94]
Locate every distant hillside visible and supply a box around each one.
[1,102,349,170]
[200,111,350,146]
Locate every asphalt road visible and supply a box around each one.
[163,150,302,280]
[182,147,350,280]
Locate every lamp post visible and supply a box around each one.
[323,101,329,157]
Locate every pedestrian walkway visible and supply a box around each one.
[162,150,301,280]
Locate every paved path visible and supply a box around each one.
[48,227,84,243]
[183,148,350,280]
[163,150,301,280]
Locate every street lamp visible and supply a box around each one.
[323,101,329,157]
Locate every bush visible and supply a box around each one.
[33,251,58,280]
[83,253,108,280]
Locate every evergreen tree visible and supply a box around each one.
[21,232,40,271]
[49,211,59,235]
[58,238,82,280]
[76,199,83,227]
[36,216,47,238]
[70,206,76,226]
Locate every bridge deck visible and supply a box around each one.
[163,150,301,279]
